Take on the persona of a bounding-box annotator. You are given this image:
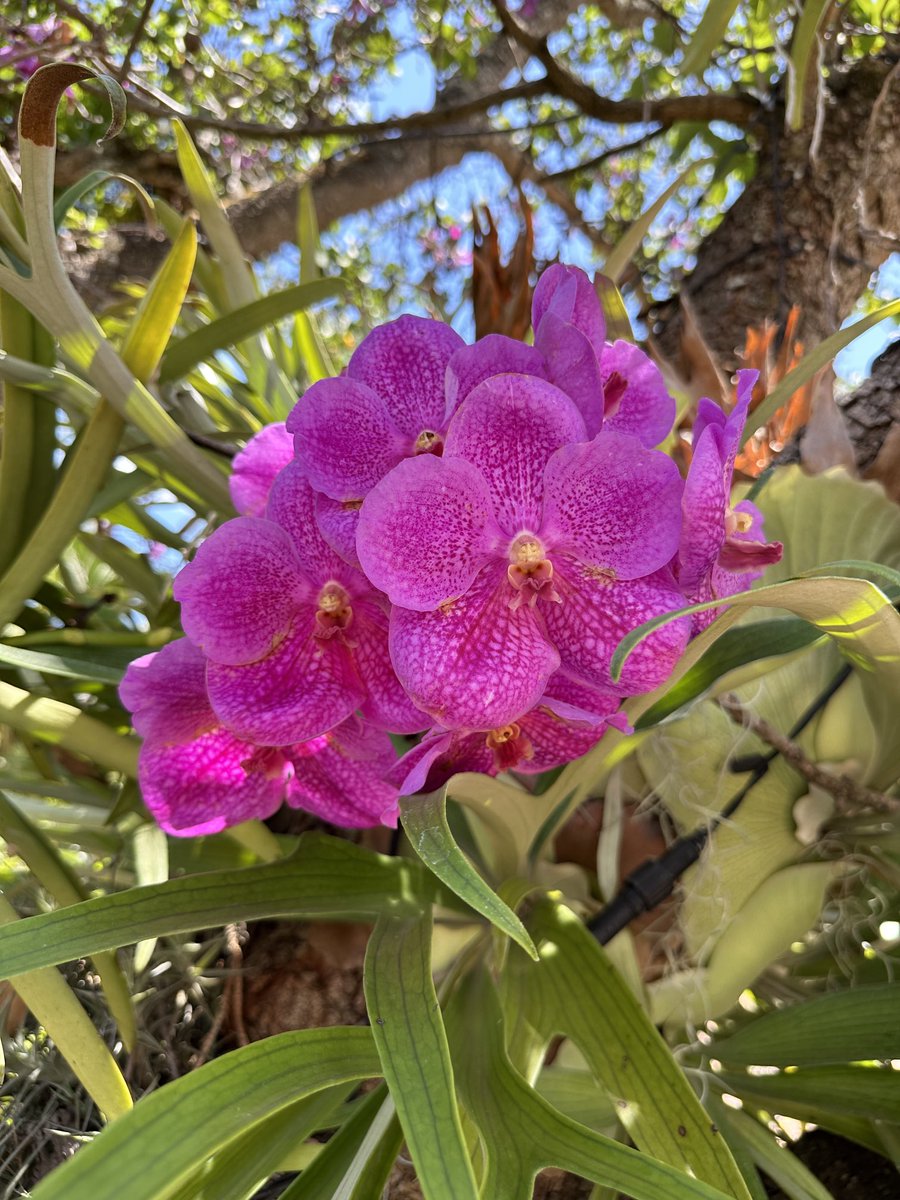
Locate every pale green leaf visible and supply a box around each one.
[400,789,538,959]
[364,909,478,1200]
[786,0,830,130]
[680,1,741,77]
[119,221,197,381]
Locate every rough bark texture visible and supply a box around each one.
[651,54,900,369]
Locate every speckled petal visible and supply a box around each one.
[544,556,689,695]
[207,614,363,745]
[601,341,676,447]
[677,422,728,594]
[445,374,587,531]
[353,600,429,733]
[347,314,464,434]
[139,731,287,837]
[266,460,356,586]
[119,639,213,743]
[229,423,295,517]
[542,432,683,579]
[515,706,608,775]
[174,518,310,666]
[288,376,407,501]
[389,564,560,729]
[444,334,547,417]
[286,721,399,828]
[357,454,502,610]
[532,264,605,352]
[316,493,362,568]
[389,728,492,796]
[534,309,606,436]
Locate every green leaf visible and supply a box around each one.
[603,159,713,283]
[0,834,436,980]
[786,0,830,130]
[596,274,636,342]
[119,221,197,381]
[157,278,342,383]
[507,899,752,1199]
[364,908,478,1200]
[399,789,538,959]
[680,1,741,77]
[0,640,128,684]
[279,1085,402,1200]
[445,965,738,1200]
[30,1027,380,1200]
[611,574,900,695]
[636,618,822,729]
[717,1065,900,1125]
[53,170,155,231]
[708,1099,835,1200]
[712,983,900,1067]
[746,299,900,444]
[131,823,169,974]
[0,893,132,1124]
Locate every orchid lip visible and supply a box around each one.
[315,581,353,637]
[413,429,444,456]
[507,532,558,603]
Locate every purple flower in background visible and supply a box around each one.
[676,370,783,631]
[174,460,425,746]
[120,640,399,834]
[229,423,294,517]
[531,265,675,444]
[357,372,689,729]
[390,674,630,795]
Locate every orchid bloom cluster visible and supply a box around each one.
[120,265,782,836]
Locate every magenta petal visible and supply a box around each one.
[677,425,729,594]
[389,565,560,729]
[694,369,758,470]
[545,557,689,694]
[207,616,363,745]
[266,460,356,585]
[445,374,587,531]
[390,728,492,795]
[348,314,464,434]
[139,731,286,837]
[357,454,502,610]
[532,264,605,351]
[601,341,676,447]
[444,335,547,418]
[174,518,309,666]
[542,432,684,579]
[120,639,213,743]
[288,376,407,501]
[316,493,362,568]
[353,600,428,733]
[286,722,399,828]
[515,706,607,775]
[534,310,606,436]
[229,423,295,517]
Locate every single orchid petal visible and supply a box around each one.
[541,671,626,729]
[445,373,587,531]
[389,564,560,730]
[532,264,605,352]
[444,335,547,418]
[601,341,676,447]
[542,432,684,580]
[316,493,362,568]
[139,730,288,837]
[544,557,689,694]
[514,705,608,775]
[357,454,502,610]
[288,376,407,501]
[119,639,212,744]
[229,423,294,517]
[174,518,310,666]
[534,309,605,436]
[266,460,355,586]
[390,728,492,796]
[347,313,464,434]
[207,614,363,745]
[352,600,429,733]
[694,369,758,470]
[287,722,399,828]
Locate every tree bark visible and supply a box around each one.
[651,54,900,368]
